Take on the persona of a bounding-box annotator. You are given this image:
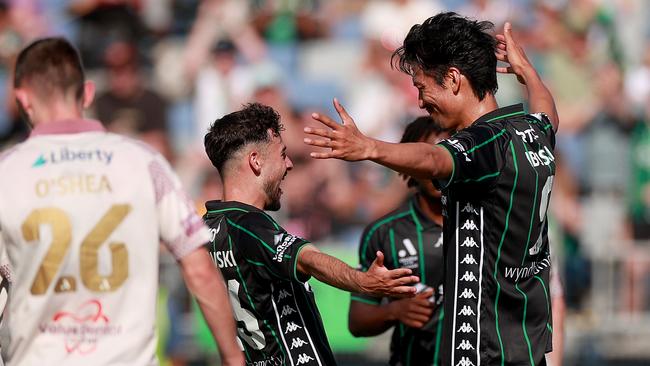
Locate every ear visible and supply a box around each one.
[14,89,30,111]
[82,80,96,109]
[447,67,462,95]
[248,150,263,176]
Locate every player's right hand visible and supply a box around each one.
[388,288,436,328]
[361,251,419,298]
[304,98,377,161]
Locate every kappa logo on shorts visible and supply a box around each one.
[460,220,478,231]
[460,254,477,265]
[285,322,302,334]
[459,288,476,299]
[461,237,478,248]
[460,271,477,282]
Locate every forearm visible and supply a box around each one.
[348,302,396,337]
[181,250,243,365]
[521,68,559,132]
[369,141,451,180]
[297,246,364,293]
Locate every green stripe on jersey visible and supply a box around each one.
[493,141,519,366]
[360,211,411,264]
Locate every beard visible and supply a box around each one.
[263,177,283,211]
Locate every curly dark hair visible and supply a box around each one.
[392,12,498,101]
[204,103,284,173]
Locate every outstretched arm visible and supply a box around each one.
[496,22,559,132]
[304,99,453,180]
[296,244,418,298]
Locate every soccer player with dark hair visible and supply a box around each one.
[304,14,559,366]
[348,116,449,366]
[203,103,419,366]
[1,37,244,366]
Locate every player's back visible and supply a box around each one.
[0,120,203,365]
[437,104,556,365]
[204,200,337,366]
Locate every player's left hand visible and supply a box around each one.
[304,98,377,161]
[495,22,534,85]
[361,251,419,298]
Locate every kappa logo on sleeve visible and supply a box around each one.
[445,139,466,152]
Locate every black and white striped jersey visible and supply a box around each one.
[203,200,337,366]
[435,104,556,366]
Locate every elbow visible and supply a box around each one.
[347,317,365,337]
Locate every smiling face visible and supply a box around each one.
[261,133,293,211]
[412,67,463,131]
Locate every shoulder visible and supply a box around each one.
[362,204,413,240]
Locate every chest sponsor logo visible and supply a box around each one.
[273,233,298,262]
[33,148,114,168]
[39,299,121,354]
[515,127,539,143]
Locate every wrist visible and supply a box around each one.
[366,138,380,161]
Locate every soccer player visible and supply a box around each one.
[0,38,244,366]
[304,15,559,366]
[203,103,420,366]
[348,116,448,366]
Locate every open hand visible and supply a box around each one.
[496,22,534,85]
[388,287,435,328]
[360,251,419,298]
[304,98,376,161]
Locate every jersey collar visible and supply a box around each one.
[30,118,106,138]
[410,195,441,230]
[473,103,525,125]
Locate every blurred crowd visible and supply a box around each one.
[1,0,650,363]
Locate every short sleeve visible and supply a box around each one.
[148,155,211,260]
[528,113,556,148]
[350,225,384,306]
[234,212,311,282]
[435,126,509,189]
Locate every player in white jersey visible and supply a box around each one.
[0,38,244,366]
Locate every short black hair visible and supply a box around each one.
[204,103,284,173]
[392,12,498,100]
[14,37,85,101]
[400,116,447,187]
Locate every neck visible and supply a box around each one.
[416,193,443,226]
[456,93,499,131]
[32,99,84,126]
[222,175,266,210]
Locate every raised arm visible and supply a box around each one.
[304,99,453,180]
[296,244,418,298]
[496,22,559,132]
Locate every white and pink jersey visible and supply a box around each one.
[0,119,210,366]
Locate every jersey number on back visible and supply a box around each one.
[21,204,131,295]
[227,279,266,350]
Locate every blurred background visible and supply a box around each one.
[1,0,649,365]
